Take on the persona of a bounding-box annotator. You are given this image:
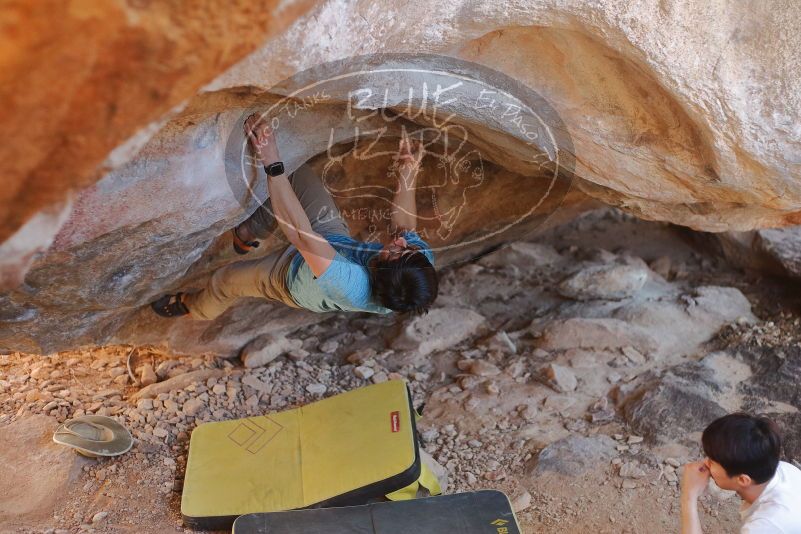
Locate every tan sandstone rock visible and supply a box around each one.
[390,307,486,356]
[0,415,85,528]
[1,0,799,356]
[0,0,318,275]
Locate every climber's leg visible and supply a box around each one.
[233,163,349,250]
[286,163,350,236]
[235,196,279,244]
[230,197,277,255]
[181,246,299,320]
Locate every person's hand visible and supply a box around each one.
[681,460,711,501]
[397,137,424,171]
[244,113,280,164]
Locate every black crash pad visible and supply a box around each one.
[232,490,521,534]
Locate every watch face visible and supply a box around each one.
[267,162,284,176]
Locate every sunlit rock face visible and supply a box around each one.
[211,0,801,232]
[2,0,800,355]
[0,0,318,287]
[0,54,585,355]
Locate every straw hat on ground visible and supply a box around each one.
[52,415,133,458]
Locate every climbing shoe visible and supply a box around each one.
[151,293,190,318]
[231,227,260,255]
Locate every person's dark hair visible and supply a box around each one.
[701,413,781,484]
[370,251,438,314]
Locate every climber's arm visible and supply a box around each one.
[245,115,335,278]
[265,173,335,277]
[391,137,423,233]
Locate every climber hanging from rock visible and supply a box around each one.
[151,113,438,319]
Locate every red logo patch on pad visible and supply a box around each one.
[390,411,400,432]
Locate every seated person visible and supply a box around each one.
[681,412,801,533]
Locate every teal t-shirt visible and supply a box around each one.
[285,230,434,314]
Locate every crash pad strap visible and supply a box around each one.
[385,460,441,500]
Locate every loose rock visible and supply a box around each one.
[241,334,303,368]
[558,262,649,301]
[543,364,577,393]
[390,307,485,356]
[531,435,617,476]
[354,366,375,380]
[478,242,563,271]
[511,491,532,513]
[469,360,501,377]
[306,383,327,395]
[182,398,205,418]
[139,364,157,387]
[242,374,270,392]
[619,462,647,479]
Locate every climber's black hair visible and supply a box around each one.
[702,413,781,484]
[369,251,438,315]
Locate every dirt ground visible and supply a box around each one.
[3,209,799,533]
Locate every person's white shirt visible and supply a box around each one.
[740,461,801,533]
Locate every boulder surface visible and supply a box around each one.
[2,0,800,355]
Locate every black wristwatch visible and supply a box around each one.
[264,161,285,177]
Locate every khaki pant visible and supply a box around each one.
[183,164,349,320]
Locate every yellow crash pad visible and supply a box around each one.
[181,380,420,530]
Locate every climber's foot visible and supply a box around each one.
[151,293,190,318]
[231,226,260,255]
